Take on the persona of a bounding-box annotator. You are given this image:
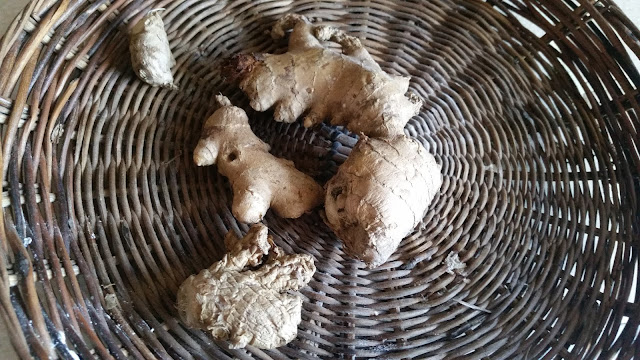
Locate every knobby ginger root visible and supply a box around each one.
[176,224,316,349]
[225,14,422,137]
[130,10,177,88]
[194,95,323,223]
[324,135,442,268]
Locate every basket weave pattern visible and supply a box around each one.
[0,0,638,359]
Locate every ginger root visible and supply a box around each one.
[225,14,422,137]
[176,224,316,349]
[130,10,176,88]
[194,95,323,223]
[324,135,442,268]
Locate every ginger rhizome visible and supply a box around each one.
[324,135,442,268]
[130,10,176,88]
[225,14,422,137]
[176,224,316,349]
[194,95,323,223]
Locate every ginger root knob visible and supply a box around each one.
[324,135,442,268]
[176,224,316,349]
[130,10,177,88]
[194,95,323,223]
[224,14,422,137]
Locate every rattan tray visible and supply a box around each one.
[0,0,638,359]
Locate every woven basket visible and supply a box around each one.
[0,0,638,358]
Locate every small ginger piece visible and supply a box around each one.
[130,10,177,88]
[224,14,421,137]
[176,224,316,349]
[324,135,442,268]
[194,95,323,223]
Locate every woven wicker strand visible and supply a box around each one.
[0,0,638,359]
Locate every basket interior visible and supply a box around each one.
[0,0,638,359]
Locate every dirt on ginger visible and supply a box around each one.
[130,10,177,88]
[193,95,323,224]
[224,14,422,137]
[324,135,442,268]
[176,224,316,349]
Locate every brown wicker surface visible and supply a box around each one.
[0,0,638,359]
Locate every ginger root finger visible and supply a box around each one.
[130,10,177,88]
[224,14,422,138]
[194,95,323,223]
[324,135,442,268]
[176,224,316,349]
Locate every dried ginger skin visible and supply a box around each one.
[324,136,443,268]
[176,224,316,349]
[228,14,422,138]
[193,95,323,223]
[130,11,176,88]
